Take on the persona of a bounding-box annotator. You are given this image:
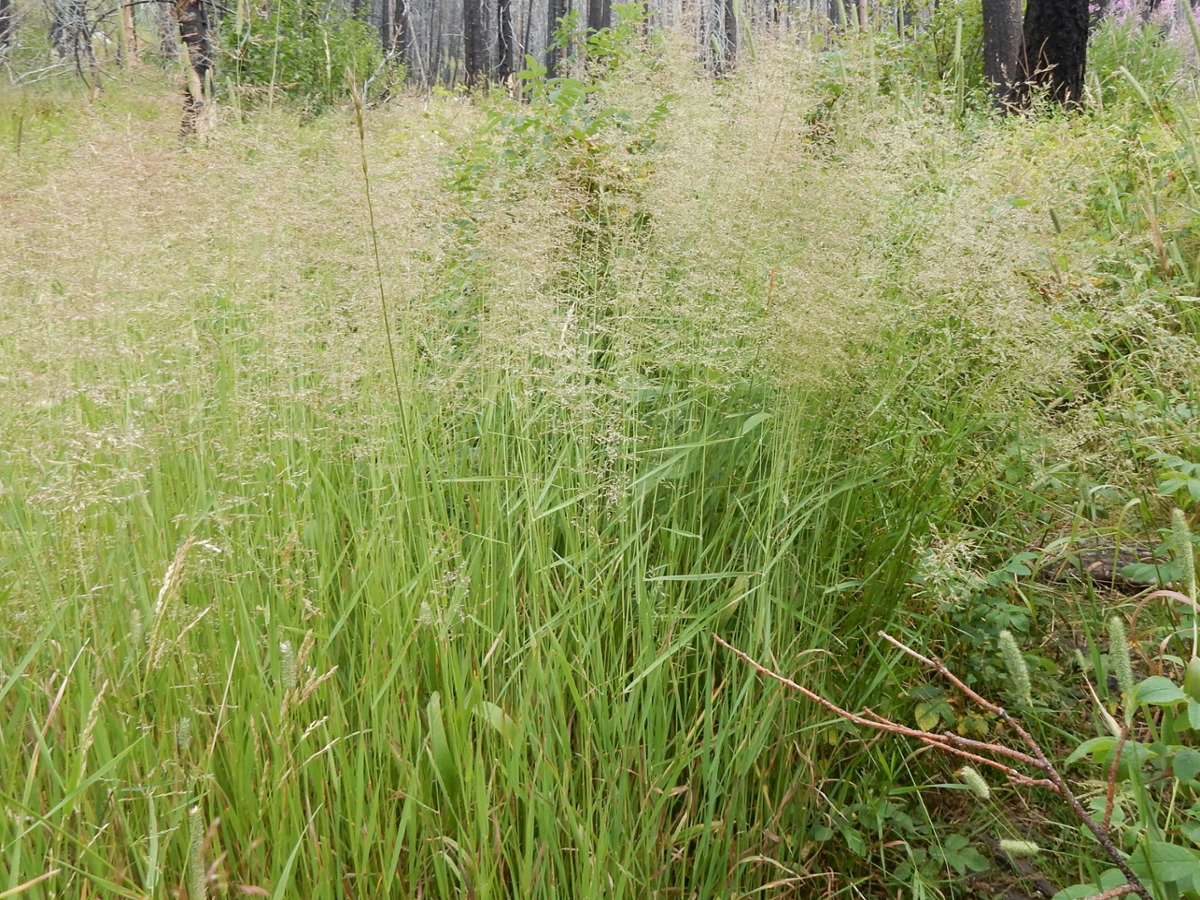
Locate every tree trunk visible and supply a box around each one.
[587,0,610,31]
[174,0,212,135]
[120,0,139,68]
[546,0,568,75]
[0,0,12,53]
[982,0,1022,105]
[393,0,412,63]
[1020,0,1088,106]
[379,0,390,53]
[722,0,736,69]
[463,0,485,85]
[498,0,515,80]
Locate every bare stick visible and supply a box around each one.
[1103,727,1129,833]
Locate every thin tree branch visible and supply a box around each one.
[1103,727,1129,833]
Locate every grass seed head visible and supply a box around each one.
[998,630,1032,707]
[177,716,193,758]
[999,839,1040,858]
[280,641,297,694]
[956,766,990,800]
[1172,508,1198,658]
[187,805,206,900]
[1107,616,1135,700]
[1173,507,1197,609]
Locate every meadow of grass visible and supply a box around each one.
[4,29,1200,898]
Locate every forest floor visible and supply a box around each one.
[3,32,1200,899]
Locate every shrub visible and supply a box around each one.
[222,0,389,110]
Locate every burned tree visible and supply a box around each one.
[173,0,212,134]
[723,0,737,69]
[0,0,12,54]
[1020,0,1089,106]
[499,0,515,81]
[547,0,568,75]
[587,0,611,32]
[463,0,486,85]
[982,0,1022,105]
[393,0,414,64]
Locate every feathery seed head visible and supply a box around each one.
[998,630,1031,707]
[187,805,206,900]
[956,766,990,800]
[1107,616,1135,700]
[280,641,297,693]
[176,716,193,757]
[999,839,1040,858]
[1172,509,1198,656]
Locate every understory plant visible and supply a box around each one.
[221,0,385,109]
[717,510,1200,900]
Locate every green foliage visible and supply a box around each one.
[222,0,388,109]
[12,20,1200,900]
[1088,17,1188,112]
[448,3,667,198]
[879,0,987,108]
[1056,610,1200,899]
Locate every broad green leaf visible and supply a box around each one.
[1176,747,1200,784]
[1052,885,1100,900]
[427,692,462,811]
[738,412,772,436]
[944,834,968,851]
[1127,840,1200,891]
[1182,822,1200,847]
[476,701,516,740]
[1066,736,1117,766]
[838,824,866,857]
[1098,868,1127,891]
[1121,560,1184,586]
[915,700,951,732]
[1137,676,1189,706]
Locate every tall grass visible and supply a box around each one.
[4,34,1200,898]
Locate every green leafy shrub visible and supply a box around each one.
[222,0,389,109]
[879,0,987,109]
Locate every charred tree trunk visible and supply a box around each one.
[546,0,568,75]
[393,0,413,63]
[463,0,486,85]
[722,0,736,70]
[379,0,390,51]
[587,0,610,32]
[174,0,212,135]
[1020,0,1088,106]
[0,0,12,53]
[982,0,1022,105]
[498,0,515,80]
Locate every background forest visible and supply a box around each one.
[7,0,1200,898]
